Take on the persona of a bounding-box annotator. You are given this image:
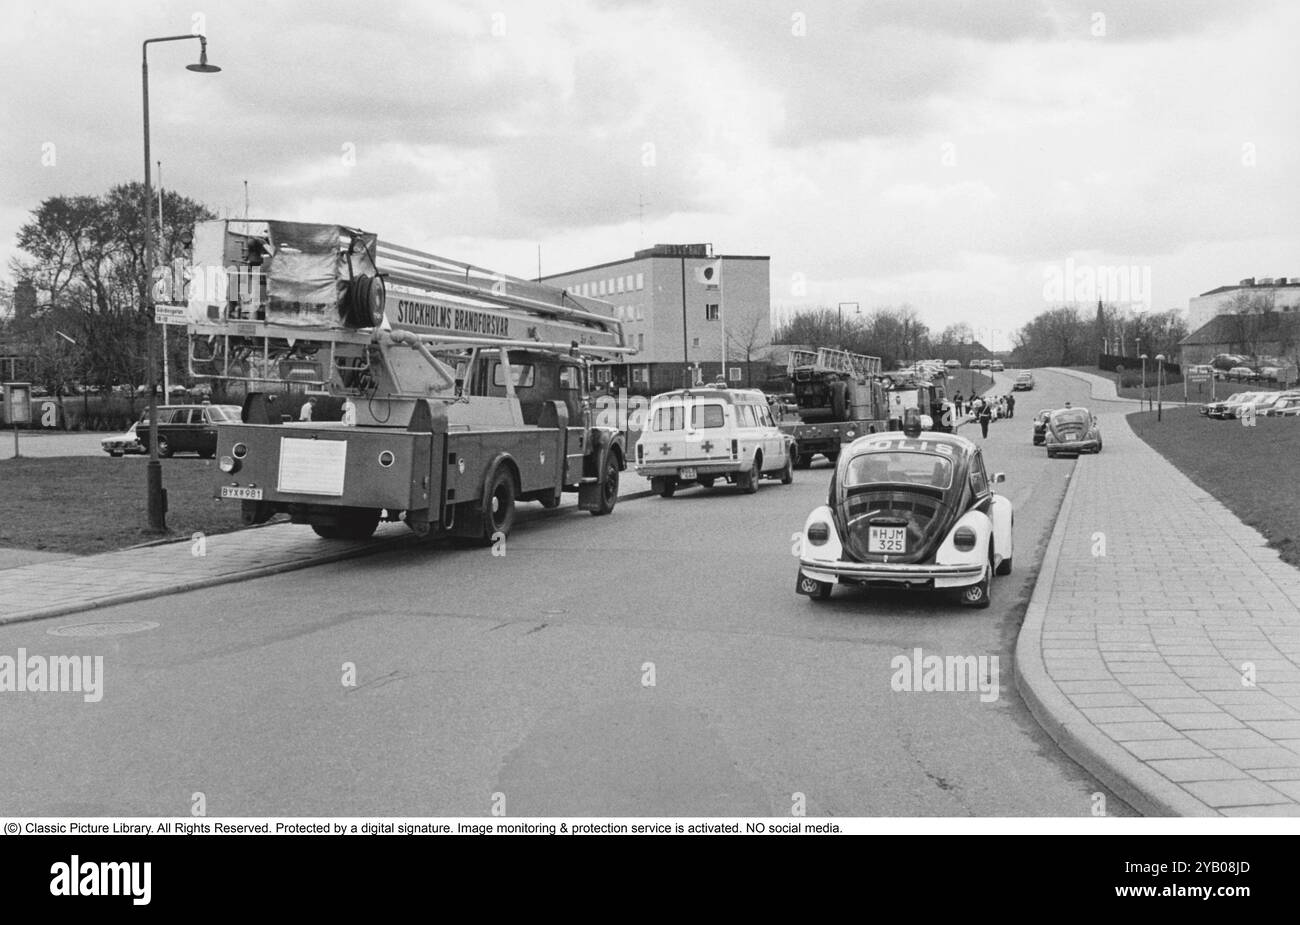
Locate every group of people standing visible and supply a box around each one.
[950,391,1015,438]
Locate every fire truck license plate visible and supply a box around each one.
[220,486,263,500]
[679,467,696,480]
[868,526,907,553]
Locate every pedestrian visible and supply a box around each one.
[341,396,356,426]
[299,396,316,422]
[953,391,964,416]
[976,400,992,438]
[1006,393,1015,419]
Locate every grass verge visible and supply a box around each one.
[1128,406,1300,569]
[0,455,274,555]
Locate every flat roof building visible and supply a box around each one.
[542,243,771,393]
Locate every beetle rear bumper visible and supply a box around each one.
[798,557,985,588]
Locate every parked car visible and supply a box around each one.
[1044,407,1102,457]
[1203,391,1259,419]
[1265,393,1300,416]
[989,360,1005,372]
[1227,366,1258,382]
[1030,409,1052,445]
[794,423,1012,608]
[100,421,146,458]
[634,387,794,496]
[1013,372,1035,391]
[1234,392,1283,417]
[945,359,961,369]
[137,403,242,458]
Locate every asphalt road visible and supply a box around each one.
[0,369,1137,816]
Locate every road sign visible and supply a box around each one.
[3,381,32,424]
[154,304,188,325]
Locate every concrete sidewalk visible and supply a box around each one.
[1018,369,1300,815]
[0,471,657,628]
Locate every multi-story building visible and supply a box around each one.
[1187,276,1300,331]
[542,243,771,393]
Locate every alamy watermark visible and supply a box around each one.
[0,649,103,702]
[890,647,1000,703]
[1042,258,1151,310]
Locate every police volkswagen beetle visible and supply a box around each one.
[795,415,1013,608]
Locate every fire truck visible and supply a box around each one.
[774,348,955,465]
[183,219,633,542]
[776,347,889,467]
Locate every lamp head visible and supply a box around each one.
[187,40,220,73]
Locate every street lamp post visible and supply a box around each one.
[141,34,220,531]
[1155,354,1165,421]
[1140,353,1148,411]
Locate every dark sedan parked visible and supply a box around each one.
[138,403,242,458]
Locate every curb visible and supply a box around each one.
[0,488,660,629]
[1014,456,1218,818]
[0,533,414,629]
[1044,367,1137,403]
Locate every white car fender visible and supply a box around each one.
[990,494,1013,566]
[934,509,993,567]
[799,505,844,564]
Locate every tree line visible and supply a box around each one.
[2,183,213,402]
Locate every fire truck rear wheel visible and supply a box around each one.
[592,454,619,515]
[480,467,517,541]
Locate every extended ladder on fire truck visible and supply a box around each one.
[183,218,635,543]
[786,347,882,382]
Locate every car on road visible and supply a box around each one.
[634,387,794,496]
[1044,407,1102,457]
[989,360,1004,372]
[100,421,145,457]
[794,423,1012,608]
[138,402,242,458]
[1031,409,1052,445]
[1202,391,1259,419]
[1013,372,1035,391]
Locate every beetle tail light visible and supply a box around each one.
[953,526,977,551]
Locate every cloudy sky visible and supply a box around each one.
[2,0,1296,348]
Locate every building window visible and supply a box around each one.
[635,272,644,290]
[616,277,625,294]
[637,305,645,321]
[638,333,644,352]
[692,337,700,347]
[705,304,719,321]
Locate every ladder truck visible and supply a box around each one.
[776,347,889,467]
[182,219,633,542]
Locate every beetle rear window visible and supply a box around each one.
[845,452,952,490]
